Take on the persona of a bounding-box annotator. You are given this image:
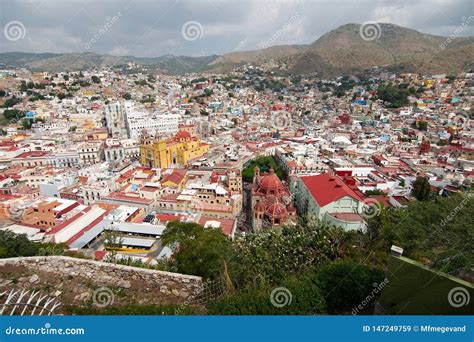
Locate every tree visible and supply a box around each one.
[91,75,101,84]
[378,194,473,276]
[0,230,67,258]
[202,88,213,97]
[416,121,428,131]
[122,93,132,100]
[161,221,232,280]
[3,97,22,108]
[3,109,24,121]
[19,82,28,92]
[20,117,44,130]
[411,176,430,201]
[242,156,283,183]
[376,84,409,108]
[103,226,124,262]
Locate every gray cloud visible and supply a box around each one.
[1,0,472,57]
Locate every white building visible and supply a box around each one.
[125,109,180,140]
[77,142,103,165]
[292,173,367,231]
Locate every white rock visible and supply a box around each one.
[29,274,39,283]
[117,280,131,289]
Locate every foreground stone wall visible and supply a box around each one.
[0,256,203,310]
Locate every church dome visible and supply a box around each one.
[265,195,278,205]
[258,168,284,195]
[265,202,288,219]
[175,130,191,139]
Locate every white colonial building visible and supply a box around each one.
[292,173,368,231]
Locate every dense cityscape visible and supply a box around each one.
[0,1,472,326]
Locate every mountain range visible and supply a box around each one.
[1,23,473,76]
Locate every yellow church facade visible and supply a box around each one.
[140,130,209,168]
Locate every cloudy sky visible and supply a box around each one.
[1,0,472,57]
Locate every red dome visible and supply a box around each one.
[265,202,288,219]
[258,169,284,195]
[176,130,191,139]
[265,195,278,205]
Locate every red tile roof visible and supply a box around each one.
[14,151,49,159]
[198,217,235,237]
[300,173,364,207]
[162,169,187,184]
[156,213,186,223]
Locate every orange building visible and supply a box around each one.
[251,167,296,231]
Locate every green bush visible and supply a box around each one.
[229,221,348,287]
[379,194,474,274]
[161,221,233,280]
[208,275,326,315]
[0,230,67,258]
